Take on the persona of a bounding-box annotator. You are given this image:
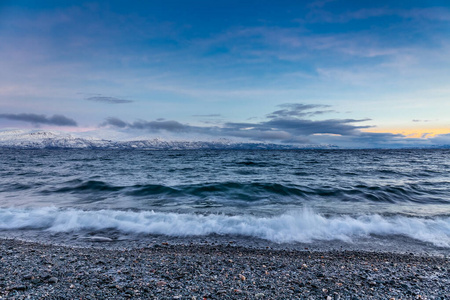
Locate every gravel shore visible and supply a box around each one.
[1,238,449,299]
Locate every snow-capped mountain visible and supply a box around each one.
[0,130,104,149]
[0,129,338,150]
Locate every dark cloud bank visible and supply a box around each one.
[102,104,389,145]
[102,103,441,148]
[102,118,198,132]
[0,113,77,126]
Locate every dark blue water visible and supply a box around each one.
[1,149,449,250]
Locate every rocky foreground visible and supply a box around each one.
[0,239,449,299]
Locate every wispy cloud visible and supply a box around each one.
[399,7,450,22]
[267,103,334,119]
[308,0,337,9]
[0,113,77,126]
[86,96,133,104]
[192,114,222,117]
[305,8,392,24]
[305,7,450,24]
[191,24,407,70]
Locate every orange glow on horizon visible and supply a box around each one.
[363,128,450,138]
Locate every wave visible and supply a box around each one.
[0,207,449,247]
[52,180,124,193]
[38,180,450,204]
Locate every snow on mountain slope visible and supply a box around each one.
[0,129,336,150]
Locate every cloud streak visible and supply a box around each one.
[86,96,133,104]
[102,118,197,132]
[412,119,432,123]
[0,113,77,126]
[305,7,450,24]
[267,103,334,119]
[193,114,222,117]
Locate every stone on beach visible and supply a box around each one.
[0,239,448,299]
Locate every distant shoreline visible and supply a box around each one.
[1,238,448,299]
[2,129,450,150]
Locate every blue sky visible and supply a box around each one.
[0,0,449,147]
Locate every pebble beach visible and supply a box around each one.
[1,238,449,299]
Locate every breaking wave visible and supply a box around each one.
[0,207,449,247]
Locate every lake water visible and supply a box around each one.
[1,149,449,253]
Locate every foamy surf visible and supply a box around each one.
[0,207,449,247]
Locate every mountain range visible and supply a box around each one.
[0,130,338,150]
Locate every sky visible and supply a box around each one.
[0,0,449,148]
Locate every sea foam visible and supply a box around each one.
[0,207,449,247]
